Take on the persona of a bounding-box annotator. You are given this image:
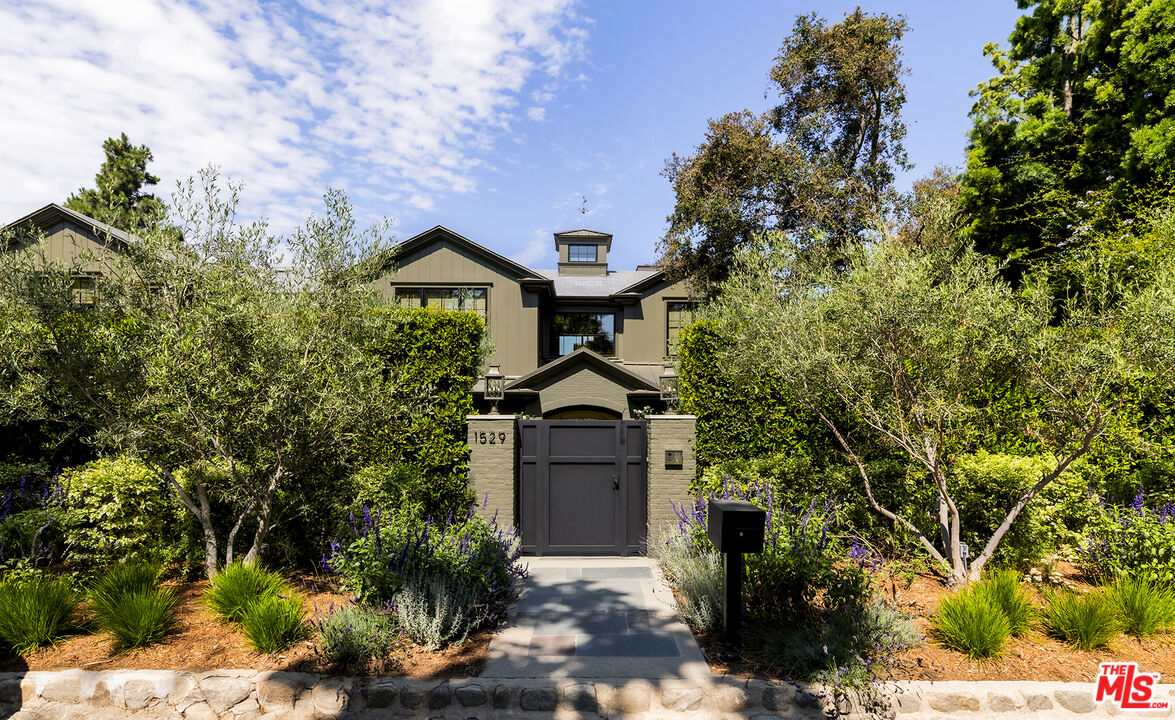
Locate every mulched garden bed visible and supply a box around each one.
[1,573,490,678]
[691,562,1175,683]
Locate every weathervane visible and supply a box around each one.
[580,194,588,226]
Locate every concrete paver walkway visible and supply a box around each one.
[482,556,710,681]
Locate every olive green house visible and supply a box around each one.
[376,225,701,554]
[373,225,700,420]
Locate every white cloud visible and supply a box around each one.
[0,0,588,232]
[527,107,547,122]
[512,226,554,268]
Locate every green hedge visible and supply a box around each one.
[364,307,485,488]
[677,320,831,469]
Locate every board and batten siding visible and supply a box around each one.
[616,278,697,363]
[373,240,541,377]
[32,221,123,271]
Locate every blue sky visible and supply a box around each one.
[1,1,1025,272]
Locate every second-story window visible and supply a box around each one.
[666,301,699,356]
[568,244,596,263]
[554,312,614,355]
[394,287,487,321]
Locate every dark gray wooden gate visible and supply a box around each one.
[518,419,646,555]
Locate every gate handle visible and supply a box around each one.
[613,476,620,491]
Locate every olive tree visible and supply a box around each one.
[707,231,1173,583]
[0,169,409,577]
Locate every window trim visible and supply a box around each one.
[665,300,699,357]
[567,244,597,263]
[393,285,489,323]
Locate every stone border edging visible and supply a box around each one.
[4,670,1173,718]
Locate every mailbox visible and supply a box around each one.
[707,499,766,553]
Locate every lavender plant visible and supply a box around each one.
[313,603,397,670]
[668,477,917,716]
[0,474,67,576]
[325,500,525,647]
[1078,487,1175,584]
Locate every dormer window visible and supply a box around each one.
[568,244,596,263]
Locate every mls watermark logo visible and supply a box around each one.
[1094,662,1169,711]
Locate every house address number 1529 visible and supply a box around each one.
[471,430,508,445]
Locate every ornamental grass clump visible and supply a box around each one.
[89,563,176,651]
[0,571,77,655]
[242,595,307,654]
[1105,577,1175,638]
[1042,590,1119,650]
[205,562,289,624]
[976,570,1034,637]
[931,586,1012,659]
[314,603,397,669]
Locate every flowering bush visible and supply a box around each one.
[1078,488,1175,584]
[668,477,916,713]
[325,502,524,647]
[0,474,67,576]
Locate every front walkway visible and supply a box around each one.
[482,556,711,681]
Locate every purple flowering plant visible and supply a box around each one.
[0,474,67,572]
[324,497,526,629]
[1078,485,1175,584]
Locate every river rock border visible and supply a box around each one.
[4,670,1173,718]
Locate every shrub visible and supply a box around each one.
[0,475,67,572]
[242,595,307,654]
[952,452,1098,567]
[344,463,429,523]
[97,588,178,651]
[1079,490,1175,584]
[648,525,723,632]
[326,505,524,645]
[205,563,289,624]
[1042,590,1120,650]
[314,604,397,669]
[62,455,181,569]
[0,571,77,654]
[394,569,486,649]
[976,570,1034,637]
[1105,577,1175,638]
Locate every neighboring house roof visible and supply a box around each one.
[533,268,663,298]
[3,203,136,252]
[505,346,660,393]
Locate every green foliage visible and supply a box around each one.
[660,9,910,290]
[64,133,173,235]
[89,563,160,619]
[62,456,180,569]
[931,586,1012,659]
[647,525,723,632]
[961,0,1175,279]
[1042,590,1120,650]
[976,570,1034,637]
[204,563,289,624]
[1078,501,1175,584]
[96,588,178,651]
[314,604,397,669]
[0,571,77,655]
[951,452,1099,568]
[1105,577,1175,638]
[361,307,484,514]
[241,595,307,654]
[678,320,831,469]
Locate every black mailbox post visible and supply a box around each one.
[707,498,766,645]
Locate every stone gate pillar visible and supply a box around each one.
[645,414,697,532]
[466,414,517,527]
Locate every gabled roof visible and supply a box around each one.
[376,225,552,289]
[532,268,662,298]
[3,203,136,252]
[506,346,660,392]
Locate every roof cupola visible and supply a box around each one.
[554,228,611,277]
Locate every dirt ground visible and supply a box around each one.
[3,574,490,678]
[694,562,1175,683]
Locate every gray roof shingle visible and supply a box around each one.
[533,268,660,297]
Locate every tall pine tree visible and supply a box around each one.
[66,133,170,235]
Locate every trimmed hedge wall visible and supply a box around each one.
[365,306,486,491]
[677,320,830,469]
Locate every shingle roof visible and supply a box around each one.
[533,268,661,298]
